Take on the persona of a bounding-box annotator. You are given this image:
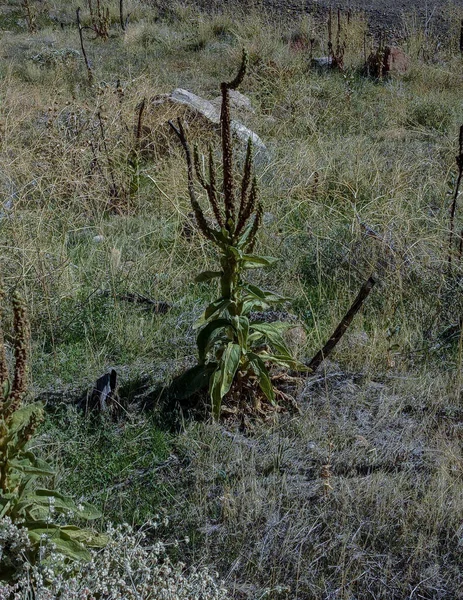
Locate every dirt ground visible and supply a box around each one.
[176,0,463,36]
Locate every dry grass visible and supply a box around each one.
[2,0,463,597]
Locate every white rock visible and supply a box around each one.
[152,88,269,163]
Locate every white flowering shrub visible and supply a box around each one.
[0,519,228,600]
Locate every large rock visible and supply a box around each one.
[150,88,268,164]
[366,46,409,78]
[384,46,409,75]
[210,89,255,114]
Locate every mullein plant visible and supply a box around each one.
[0,290,106,581]
[170,50,306,420]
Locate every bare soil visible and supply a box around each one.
[175,0,463,37]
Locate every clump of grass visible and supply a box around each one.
[42,407,171,525]
[405,97,453,131]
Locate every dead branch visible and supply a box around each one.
[308,275,377,372]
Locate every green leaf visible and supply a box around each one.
[27,526,92,562]
[8,403,43,436]
[210,229,229,246]
[195,271,222,283]
[248,353,276,405]
[59,526,108,548]
[22,490,101,520]
[52,536,92,561]
[197,319,234,363]
[242,298,271,314]
[228,246,242,259]
[209,368,223,420]
[9,454,55,477]
[250,322,293,356]
[209,343,242,419]
[169,363,217,401]
[241,254,278,269]
[0,498,12,519]
[220,343,241,396]
[236,219,256,249]
[256,352,309,371]
[245,284,291,303]
[2,379,11,399]
[232,316,249,350]
[195,298,231,328]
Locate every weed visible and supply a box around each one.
[170,50,306,419]
[0,289,105,579]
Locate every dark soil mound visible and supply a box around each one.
[164,0,463,39]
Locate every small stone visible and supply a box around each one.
[93,235,104,243]
[312,56,333,69]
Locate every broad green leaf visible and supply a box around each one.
[8,403,43,436]
[250,322,293,356]
[169,363,217,400]
[219,343,241,398]
[60,526,108,547]
[51,536,92,561]
[209,368,222,420]
[209,343,241,419]
[197,319,234,363]
[195,299,231,328]
[244,284,291,303]
[22,490,101,520]
[242,298,271,314]
[27,527,91,562]
[0,498,12,519]
[9,454,55,477]
[27,505,52,521]
[210,229,229,246]
[248,331,264,344]
[205,298,230,319]
[248,353,276,405]
[232,316,249,350]
[18,490,77,516]
[241,254,278,269]
[1,379,10,400]
[195,270,222,283]
[227,246,242,260]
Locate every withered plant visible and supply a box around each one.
[328,8,346,70]
[88,0,111,40]
[448,124,463,271]
[21,0,37,34]
[169,51,306,420]
[77,7,94,85]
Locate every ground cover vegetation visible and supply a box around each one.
[1,0,463,597]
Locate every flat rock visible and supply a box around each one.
[152,88,268,164]
[211,89,255,114]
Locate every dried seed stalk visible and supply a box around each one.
[448,125,463,270]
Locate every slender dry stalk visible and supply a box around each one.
[21,0,37,34]
[77,7,94,85]
[135,99,146,143]
[448,125,463,270]
[120,0,125,31]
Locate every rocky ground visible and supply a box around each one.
[167,0,463,37]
